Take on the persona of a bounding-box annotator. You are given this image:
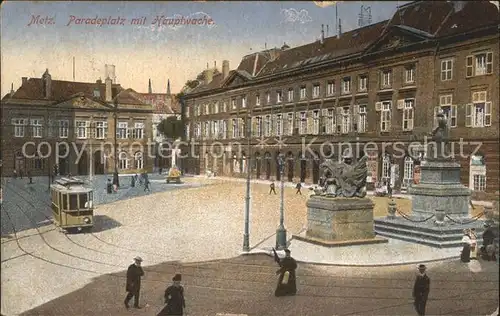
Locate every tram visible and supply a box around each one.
[50,177,94,233]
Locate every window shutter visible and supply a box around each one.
[397,99,405,110]
[465,103,473,127]
[486,52,493,74]
[132,126,137,139]
[450,105,457,127]
[126,127,131,139]
[240,118,245,138]
[466,55,474,77]
[485,101,492,126]
[352,104,359,131]
[375,102,382,111]
[104,123,108,139]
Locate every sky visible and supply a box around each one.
[1,1,408,97]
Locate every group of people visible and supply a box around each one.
[130,173,151,192]
[461,224,498,262]
[124,257,186,315]
[269,181,303,195]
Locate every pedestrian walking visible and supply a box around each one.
[269,181,277,195]
[131,175,136,187]
[27,170,33,184]
[19,169,24,179]
[157,274,186,316]
[295,182,302,195]
[413,264,430,316]
[159,167,163,175]
[273,248,298,297]
[124,256,144,309]
[144,178,151,192]
[106,179,113,194]
[461,229,472,263]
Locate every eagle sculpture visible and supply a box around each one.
[317,153,368,198]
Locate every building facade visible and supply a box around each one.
[183,1,499,199]
[1,69,154,177]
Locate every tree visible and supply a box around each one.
[156,116,185,141]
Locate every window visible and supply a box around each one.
[276,91,283,104]
[231,99,236,109]
[221,120,227,139]
[402,99,414,131]
[232,119,238,138]
[327,81,335,96]
[341,107,350,134]
[134,152,143,170]
[93,88,100,98]
[402,156,414,190]
[276,114,283,136]
[381,155,391,185]
[441,59,453,81]
[214,120,220,139]
[381,70,392,88]
[342,77,351,94]
[33,156,44,169]
[287,113,294,135]
[264,115,271,137]
[469,155,486,191]
[256,116,262,137]
[96,121,108,139]
[358,76,367,92]
[466,91,491,128]
[119,152,128,170]
[242,96,247,108]
[117,122,128,139]
[405,65,416,84]
[204,121,210,138]
[222,101,228,112]
[300,86,307,100]
[312,110,319,134]
[313,85,320,98]
[256,94,260,106]
[324,109,335,134]
[205,103,210,115]
[214,102,219,114]
[299,112,307,134]
[380,101,391,132]
[358,105,367,133]
[76,120,89,139]
[31,119,43,138]
[439,95,457,128]
[266,92,271,104]
[467,52,493,77]
[288,89,294,102]
[59,120,69,138]
[12,118,26,137]
[195,123,201,138]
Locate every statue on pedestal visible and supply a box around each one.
[429,110,450,159]
[317,150,368,198]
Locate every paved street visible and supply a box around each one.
[19,254,500,316]
[1,176,498,315]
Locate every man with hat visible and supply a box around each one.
[157,274,186,315]
[124,256,145,309]
[274,248,298,297]
[413,264,430,316]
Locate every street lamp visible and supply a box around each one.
[113,98,120,187]
[276,153,287,249]
[242,113,252,252]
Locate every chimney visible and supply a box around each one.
[167,79,171,95]
[338,19,342,37]
[22,77,28,85]
[214,61,217,69]
[42,69,52,99]
[222,60,230,79]
[321,24,325,44]
[10,83,14,94]
[96,78,102,84]
[204,69,214,85]
[148,78,152,94]
[327,24,329,37]
[105,77,112,102]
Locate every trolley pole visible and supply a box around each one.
[242,113,252,252]
[276,153,287,250]
[113,98,119,187]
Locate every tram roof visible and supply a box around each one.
[51,178,93,193]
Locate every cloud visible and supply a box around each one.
[280,8,313,24]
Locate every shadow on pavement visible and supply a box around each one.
[90,215,122,233]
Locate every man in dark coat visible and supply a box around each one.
[413,264,430,316]
[157,274,186,315]
[295,182,302,195]
[269,181,277,195]
[124,256,145,309]
[274,248,298,297]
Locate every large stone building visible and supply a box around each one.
[183,1,499,199]
[1,69,154,177]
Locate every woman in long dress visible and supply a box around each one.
[461,229,471,263]
[157,274,185,316]
[470,228,478,260]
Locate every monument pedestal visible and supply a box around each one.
[293,196,387,247]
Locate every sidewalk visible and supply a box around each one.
[191,175,494,206]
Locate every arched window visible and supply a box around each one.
[402,156,414,189]
[381,155,391,185]
[469,155,486,191]
[119,152,128,170]
[134,151,143,170]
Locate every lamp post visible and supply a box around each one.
[113,98,119,187]
[276,153,287,249]
[242,113,252,252]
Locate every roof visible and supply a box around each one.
[3,75,147,105]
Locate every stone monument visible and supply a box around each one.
[374,110,485,248]
[293,150,387,247]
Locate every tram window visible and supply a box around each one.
[62,194,68,210]
[69,194,78,210]
[80,194,88,208]
[52,203,59,215]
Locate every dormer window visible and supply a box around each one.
[93,88,101,98]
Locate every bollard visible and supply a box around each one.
[387,199,397,219]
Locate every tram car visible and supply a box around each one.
[50,177,94,233]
